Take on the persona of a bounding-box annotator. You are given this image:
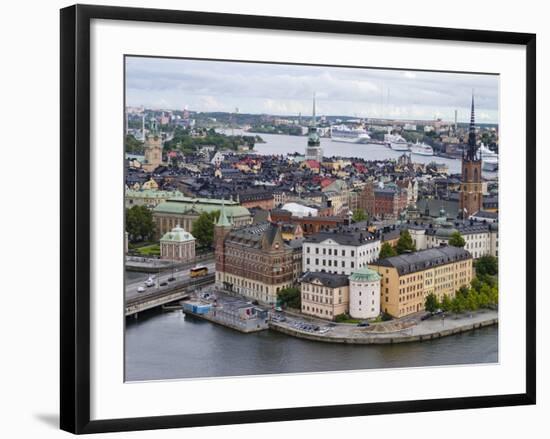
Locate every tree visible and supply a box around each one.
[124,134,144,154]
[441,294,453,312]
[379,242,397,259]
[125,205,155,242]
[396,229,416,254]
[277,287,301,309]
[191,211,220,249]
[425,293,440,313]
[450,294,466,314]
[448,231,466,248]
[475,255,498,276]
[352,208,368,223]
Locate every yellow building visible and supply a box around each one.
[301,272,350,321]
[369,246,473,318]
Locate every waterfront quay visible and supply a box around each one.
[177,287,497,344]
[181,294,269,333]
[270,309,498,345]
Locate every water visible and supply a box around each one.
[125,309,498,381]
[246,131,463,174]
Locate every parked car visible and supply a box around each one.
[357,321,370,327]
[167,277,176,282]
[137,286,145,293]
[421,313,432,321]
[160,281,168,287]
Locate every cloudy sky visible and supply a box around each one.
[125,56,499,123]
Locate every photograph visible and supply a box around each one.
[124,56,500,382]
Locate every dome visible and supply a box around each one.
[160,224,195,243]
[435,225,458,238]
[349,267,381,282]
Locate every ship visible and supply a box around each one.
[384,133,409,151]
[480,143,498,171]
[410,141,434,156]
[330,124,371,143]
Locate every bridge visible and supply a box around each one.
[125,273,215,317]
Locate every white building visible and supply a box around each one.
[282,202,318,218]
[160,224,196,262]
[303,230,381,276]
[349,267,381,319]
[407,220,498,259]
[210,151,225,167]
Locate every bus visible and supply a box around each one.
[190,265,208,278]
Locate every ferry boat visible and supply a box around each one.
[384,134,409,151]
[480,143,498,171]
[330,125,371,143]
[410,141,434,156]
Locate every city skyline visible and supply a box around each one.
[126,56,499,123]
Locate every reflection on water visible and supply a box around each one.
[125,309,498,381]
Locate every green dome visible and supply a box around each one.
[435,225,458,238]
[349,267,381,282]
[160,225,195,242]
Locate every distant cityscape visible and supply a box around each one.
[124,59,499,380]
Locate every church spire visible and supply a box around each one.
[465,91,479,161]
[216,198,232,227]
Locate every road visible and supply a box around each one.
[125,261,216,300]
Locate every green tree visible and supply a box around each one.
[457,285,470,298]
[125,205,155,242]
[379,242,398,259]
[191,211,220,249]
[441,294,453,312]
[124,134,144,154]
[352,208,368,223]
[424,293,440,313]
[448,231,466,248]
[465,290,480,311]
[475,255,498,276]
[396,229,416,254]
[277,287,301,309]
[450,294,466,314]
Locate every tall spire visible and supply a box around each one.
[216,198,232,227]
[312,92,316,126]
[465,91,478,160]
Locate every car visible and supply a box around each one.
[160,281,168,287]
[167,277,176,282]
[274,306,283,312]
[421,313,432,321]
[434,309,444,315]
[137,286,145,293]
[357,321,370,327]
[252,300,259,305]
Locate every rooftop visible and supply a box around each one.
[301,271,350,288]
[372,246,472,275]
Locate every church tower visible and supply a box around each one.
[459,94,483,218]
[305,93,323,163]
[214,200,233,288]
[143,119,163,172]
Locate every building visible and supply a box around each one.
[125,188,184,209]
[270,209,347,235]
[369,246,473,318]
[215,213,299,305]
[237,189,275,210]
[303,229,381,275]
[358,182,408,219]
[349,267,381,320]
[142,125,163,172]
[459,95,483,217]
[300,272,349,320]
[305,94,323,162]
[160,224,196,262]
[153,197,251,239]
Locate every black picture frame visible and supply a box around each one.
[60,4,536,434]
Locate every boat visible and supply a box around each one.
[480,143,498,171]
[410,141,434,156]
[330,124,371,143]
[384,134,409,151]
